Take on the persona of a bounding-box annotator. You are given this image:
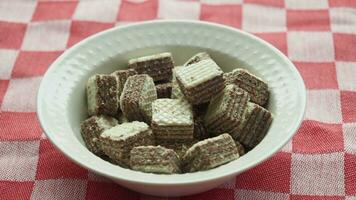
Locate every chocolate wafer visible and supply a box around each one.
[157,139,197,159]
[236,102,273,149]
[204,84,250,139]
[99,121,155,167]
[183,52,211,66]
[111,69,137,107]
[80,115,118,155]
[128,52,174,82]
[120,74,157,123]
[235,140,245,156]
[130,146,181,174]
[224,69,269,106]
[175,59,225,105]
[155,82,172,98]
[151,99,194,141]
[171,66,187,101]
[86,74,119,116]
[182,133,239,172]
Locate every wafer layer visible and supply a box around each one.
[155,82,172,98]
[182,134,238,172]
[183,52,211,66]
[80,115,118,155]
[130,146,181,174]
[128,52,174,82]
[224,69,269,106]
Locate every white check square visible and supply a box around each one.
[343,123,356,155]
[242,4,286,33]
[0,49,18,79]
[291,152,345,195]
[0,1,36,22]
[0,141,40,181]
[73,0,121,23]
[285,0,329,9]
[330,8,356,34]
[305,90,342,123]
[336,62,356,91]
[21,20,71,51]
[1,76,42,112]
[235,189,289,200]
[31,180,87,200]
[288,31,335,62]
[158,0,200,20]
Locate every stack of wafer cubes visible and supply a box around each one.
[80,52,273,174]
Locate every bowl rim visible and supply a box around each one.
[37,19,306,185]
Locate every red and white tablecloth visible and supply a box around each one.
[0,0,356,199]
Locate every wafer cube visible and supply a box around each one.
[80,115,118,155]
[183,52,211,66]
[155,82,172,98]
[236,102,273,149]
[151,99,194,141]
[204,84,250,139]
[128,52,174,82]
[175,59,225,105]
[87,74,120,116]
[171,66,187,100]
[224,69,269,106]
[111,69,137,98]
[100,121,155,167]
[120,74,157,123]
[193,102,210,118]
[182,134,239,172]
[130,146,181,174]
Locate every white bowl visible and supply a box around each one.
[37,20,306,197]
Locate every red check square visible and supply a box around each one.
[235,152,291,193]
[86,182,140,200]
[329,0,356,8]
[118,0,158,21]
[200,4,242,28]
[182,188,234,200]
[292,120,343,153]
[294,62,338,89]
[0,21,27,49]
[334,33,356,61]
[244,0,284,7]
[255,32,287,54]
[0,80,9,106]
[341,91,356,123]
[345,153,356,195]
[32,1,77,21]
[0,181,34,200]
[12,51,62,78]
[67,21,114,47]
[36,139,88,180]
[0,112,42,141]
[287,10,330,31]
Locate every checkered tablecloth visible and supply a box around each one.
[0,0,356,199]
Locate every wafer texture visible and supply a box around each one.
[128,52,174,82]
[151,99,194,140]
[235,140,246,156]
[204,84,250,138]
[155,82,172,98]
[171,66,187,100]
[111,69,137,107]
[224,69,269,106]
[175,59,225,105]
[236,102,273,149]
[130,146,181,174]
[193,116,209,140]
[100,121,155,167]
[80,115,118,155]
[120,74,157,123]
[157,139,197,159]
[183,52,211,66]
[87,74,119,116]
[182,134,239,172]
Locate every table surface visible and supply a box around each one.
[0,0,356,199]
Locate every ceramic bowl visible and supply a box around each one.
[37,20,306,197]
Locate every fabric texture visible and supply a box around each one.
[0,0,356,199]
